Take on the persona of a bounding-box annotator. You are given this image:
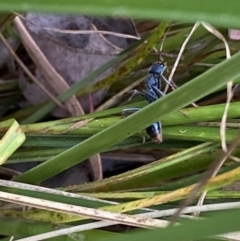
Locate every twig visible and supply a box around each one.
[165,22,200,93]
[0,191,167,229]
[193,22,233,216]
[164,22,200,109]
[14,12,140,40]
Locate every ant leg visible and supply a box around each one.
[160,75,175,89]
[127,89,160,104]
[122,107,141,117]
[152,86,165,97]
[126,90,145,101]
[141,90,159,103]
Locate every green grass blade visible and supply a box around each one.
[0,119,25,165]
[6,99,240,136]
[0,217,78,241]
[69,142,217,192]
[157,162,238,191]
[79,190,240,200]
[0,216,117,241]
[2,1,240,28]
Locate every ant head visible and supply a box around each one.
[148,62,166,75]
